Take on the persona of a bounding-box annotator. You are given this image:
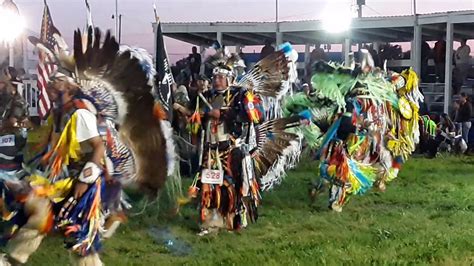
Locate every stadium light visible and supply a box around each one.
[0,0,25,67]
[321,1,355,33]
[0,0,25,42]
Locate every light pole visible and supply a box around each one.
[115,0,119,36]
[111,0,122,43]
[357,0,365,51]
[275,0,278,24]
[275,0,281,48]
[357,0,365,18]
[0,0,24,67]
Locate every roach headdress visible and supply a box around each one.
[205,46,245,83]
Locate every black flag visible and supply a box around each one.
[154,19,174,121]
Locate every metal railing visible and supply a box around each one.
[21,79,39,117]
[420,83,444,113]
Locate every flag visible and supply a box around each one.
[36,1,59,119]
[154,17,174,120]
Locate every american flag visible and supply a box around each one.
[36,2,59,119]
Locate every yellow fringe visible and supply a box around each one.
[49,113,82,177]
[28,175,74,203]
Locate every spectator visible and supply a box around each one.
[310,42,327,63]
[238,48,248,72]
[4,67,25,97]
[0,77,29,172]
[306,42,327,81]
[188,74,210,111]
[372,45,381,67]
[421,41,431,82]
[424,113,457,158]
[188,46,202,84]
[260,39,274,60]
[440,113,456,133]
[434,37,447,82]
[453,67,464,95]
[173,79,191,108]
[363,44,380,67]
[172,79,191,143]
[1,69,28,128]
[454,92,472,145]
[455,39,471,84]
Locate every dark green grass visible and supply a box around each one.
[19,157,474,265]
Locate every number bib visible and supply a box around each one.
[0,135,15,147]
[201,169,224,185]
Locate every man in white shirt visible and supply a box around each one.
[455,39,471,84]
[3,76,106,266]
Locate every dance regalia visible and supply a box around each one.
[197,86,263,231]
[0,84,30,225]
[284,54,422,212]
[39,97,105,254]
[39,94,136,250]
[0,83,29,173]
[0,27,177,265]
[189,45,302,233]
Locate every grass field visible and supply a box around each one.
[16,156,474,265]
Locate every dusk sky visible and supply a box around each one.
[12,0,474,61]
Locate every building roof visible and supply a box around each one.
[159,10,474,46]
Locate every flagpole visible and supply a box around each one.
[153,3,159,66]
[115,0,118,37]
[118,14,122,43]
[153,3,159,23]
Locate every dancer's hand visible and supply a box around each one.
[73,181,89,199]
[209,109,220,119]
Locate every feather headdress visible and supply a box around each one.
[205,46,245,78]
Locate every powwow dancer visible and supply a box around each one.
[0,75,29,174]
[284,51,423,212]
[0,76,30,223]
[0,27,176,265]
[185,45,302,235]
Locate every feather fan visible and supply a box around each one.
[71,28,172,196]
[237,51,290,98]
[251,115,302,190]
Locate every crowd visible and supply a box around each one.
[300,39,472,89]
[419,92,472,157]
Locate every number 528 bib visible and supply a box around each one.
[201,169,224,185]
